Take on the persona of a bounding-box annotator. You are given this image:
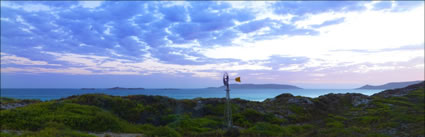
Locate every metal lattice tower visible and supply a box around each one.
[223,72,232,128]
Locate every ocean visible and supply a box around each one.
[0,88,384,102]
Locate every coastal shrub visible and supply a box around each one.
[161,114,181,125]
[0,97,41,104]
[288,105,305,114]
[0,101,141,133]
[264,113,286,125]
[0,127,95,137]
[0,97,17,104]
[406,88,425,102]
[241,122,312,137]
[232,113,253,128]
[67,94,147,122]
[357,116,380,125]
[1,87,423,137]
[327,114,347,121]
[326,121,344,128]
[375,98,414,107]
[0,132,17,137]
[167,114,221,135]
[316,125,379,137]
[316,128,358,137]
[203,103,239,116]
[365,133,391,137]
[241,108,264,123]
[243,122,285,136]
[286,105,312,123]
[233,111,286,128]
[20,127,96,137]
[68,94,178,125]
[145,126,181,137]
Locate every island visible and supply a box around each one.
[81,88,96,90]
[208,84,302,89]
[355,80,422,90]
[154,88,180,90]
[107,87,145,90]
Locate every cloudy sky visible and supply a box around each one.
[1,1,424,88]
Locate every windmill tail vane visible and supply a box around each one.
[235,77,241,83]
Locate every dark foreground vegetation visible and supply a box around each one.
[1,82,424,137]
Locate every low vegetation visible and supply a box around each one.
[1,82,423,137]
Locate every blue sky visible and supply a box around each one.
[1,1,424,88]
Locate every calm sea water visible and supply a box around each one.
[0,88,384,102]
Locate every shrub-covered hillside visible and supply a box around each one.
[1,82,423,137]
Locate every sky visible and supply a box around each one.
[1,1,424,89]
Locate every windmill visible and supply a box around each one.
[223,72,241,129]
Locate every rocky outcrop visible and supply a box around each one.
[1,103,29,110]
[287,97,313,105]
[0,99,41,110]
[264,93,313,106]
[352,95,370,107]
[314,93,370,114]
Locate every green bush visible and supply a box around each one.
[326,121,344,128]
[145,126,181,137]
[67,94,147,122]
[0,101,141,133]
[243,122,285,136]
[167,114,221,135]
[1,127,95,137]
[232,113,253,128]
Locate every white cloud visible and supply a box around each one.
[1,67,92,75]
[1,53,60,66]
[191,71,221,79]
[168,51,199,61]
[15,15,35,32]
[294,11,346,29]
[103,23,113,35]
[249,73,265,76]
[33,46,43,49]
[1,2,51,12]
[2,51,271,78]
[353,65,405,73]
[228,1,294,25]
[414,64,424,69]
[43,52,107,67]
[168,40,200,49]
[1,17,11,22]
[202,5,424,72]
[279,64,305,72]
[310,73,326,77]
[106,49,124,57]
[160,1,191,8]
[79,1,103,9]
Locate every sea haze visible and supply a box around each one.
[0,88,384,101]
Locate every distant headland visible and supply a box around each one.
[355,80,423,90]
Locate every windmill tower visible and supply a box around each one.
[223,72,241,129]
[223,72,232,128]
